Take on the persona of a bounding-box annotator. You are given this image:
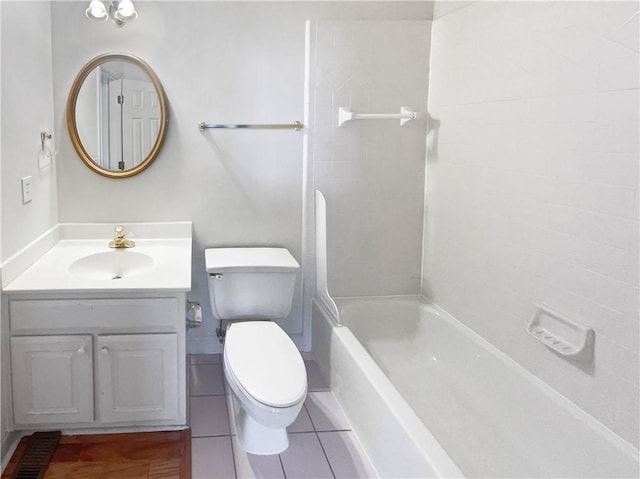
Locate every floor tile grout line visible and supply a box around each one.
[278,453,288,479]
[317,428,353,433]
[228,435,238,479]
[191,433,234,439]
[303,403,317,432]
[315,431,337,479]
[288,429,351,435]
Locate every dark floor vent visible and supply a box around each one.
[9,431,61,479]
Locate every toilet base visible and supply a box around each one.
[231,393,289,455]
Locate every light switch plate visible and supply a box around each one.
[21,176,32,203]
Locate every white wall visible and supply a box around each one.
[50,1,431,353]
[0,0,57,462]
[1,1,58,262]
[425,1,639,447]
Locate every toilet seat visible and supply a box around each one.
[224,321,306,408]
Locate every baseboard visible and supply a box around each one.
[1,430,23,474]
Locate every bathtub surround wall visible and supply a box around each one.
[49,1,431,354]
[424,1,639,447]
[308,20,431,298]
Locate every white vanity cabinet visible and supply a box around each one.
[10,335,94,425]
[97,333,178,424]
[4,293,187,431]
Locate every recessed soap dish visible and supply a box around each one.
[528,305,594,361]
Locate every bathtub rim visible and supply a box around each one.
[333,293,640,463]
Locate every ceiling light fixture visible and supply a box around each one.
[85,0,108,22]
[85,0,137,27]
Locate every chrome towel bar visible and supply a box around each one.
[198,121,303,131]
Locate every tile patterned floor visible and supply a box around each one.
[189,354,378,479]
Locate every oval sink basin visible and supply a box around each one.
[69,251,154,280]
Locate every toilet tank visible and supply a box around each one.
[205,248,299,320]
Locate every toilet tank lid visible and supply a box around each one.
[205,247,299,273]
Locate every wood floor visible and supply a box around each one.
[2,430,191,479]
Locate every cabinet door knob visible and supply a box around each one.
[77,346,86,355]
[100,347,109,355]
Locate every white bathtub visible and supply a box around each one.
[312,295,639,479]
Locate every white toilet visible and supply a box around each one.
[205,247,307,455]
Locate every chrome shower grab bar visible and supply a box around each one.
[198,121,303,131]
[338,107,417,127]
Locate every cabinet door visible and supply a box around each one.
[97,334,178,423]
[11,335,93,425]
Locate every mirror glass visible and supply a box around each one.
[67,53,167,178]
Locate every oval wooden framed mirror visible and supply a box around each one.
[66,53,168,178]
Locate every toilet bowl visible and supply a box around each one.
[205,247,307,455]
[224,321,306,454]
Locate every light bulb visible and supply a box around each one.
[114,0,137,22]
[85,0,108,22]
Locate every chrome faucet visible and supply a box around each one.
[109,225,135,249]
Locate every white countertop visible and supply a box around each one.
[3,238,192,294]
